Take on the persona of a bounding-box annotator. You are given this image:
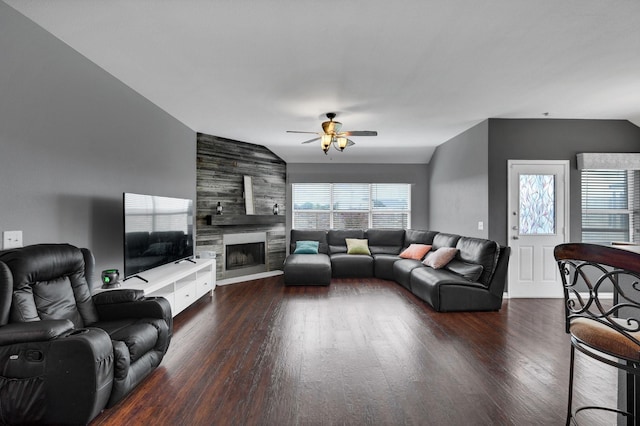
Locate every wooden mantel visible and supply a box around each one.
[205,214,285,226]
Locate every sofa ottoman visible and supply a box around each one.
[284,253,331,286]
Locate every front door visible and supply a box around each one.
[507,160,569,298]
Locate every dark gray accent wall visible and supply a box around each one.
[488,118,640,245]
[286,163,429,235]
[0,4,196,276]
[196,133,286,278]
[428,120,489,238]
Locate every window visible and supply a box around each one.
[292,183,411,229]
[581,170,639,244]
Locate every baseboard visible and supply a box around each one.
[217,270,283,286]
[577,292,614,299]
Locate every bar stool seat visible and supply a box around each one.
[570,317,640,361]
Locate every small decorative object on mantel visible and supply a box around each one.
[273,203,279,215]
[216,202,223,215]
[244,176,255,214]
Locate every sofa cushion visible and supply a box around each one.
[410,266,467,310]
[346,238,371,255]
[365,229,405,254]
[423,247,457,269]
[290,230,328,254]
[404,229,437,247]
[444,259,484,282]
[293,241,319,254]
[330,253,374,278]
[328,230,364,254]
[94,318,161,363]
[399,244,432,260]
[373,254,401,280]
[432,233,461,249]
[455,237,501,287]
[392,258,424,291]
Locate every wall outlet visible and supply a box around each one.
[3,230,23,249]
[478,221,484,231]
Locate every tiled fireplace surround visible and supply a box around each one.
[196,133,286,282]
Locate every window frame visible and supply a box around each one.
[292,183,412,229]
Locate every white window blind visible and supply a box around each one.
[332,183,369,229]
[581,170,639,244]
[292,183,411,229]
[372,183,410,229]
[292,184,331,229]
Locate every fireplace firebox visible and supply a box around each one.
[222,232,268,278]
[225,242,265,271]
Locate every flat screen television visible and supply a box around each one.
[123,192,194,280]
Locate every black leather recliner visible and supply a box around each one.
[0,244,172,424]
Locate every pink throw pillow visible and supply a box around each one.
[422,247,458,269]
[399,244,432,260]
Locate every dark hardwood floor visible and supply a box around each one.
[90,276,618,426]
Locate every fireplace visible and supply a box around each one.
[226,242,265,270]
[222,232,267,278]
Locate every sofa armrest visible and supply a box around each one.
[487,246,511,298]
[95,297,172,331]
[47,327,114,424]
[93,289,145,305]
[0,319,74,346]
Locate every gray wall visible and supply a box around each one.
[286,163,429,234]
[428,120,489,238]
[488,118,640,245]
[0,3,196,277]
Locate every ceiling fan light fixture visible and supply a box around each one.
[336,137,348,151]
[288,112,376,156]
[321,134,332,154]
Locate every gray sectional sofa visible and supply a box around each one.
[283,228,510,312]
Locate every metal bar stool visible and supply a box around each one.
[555,243,640,426]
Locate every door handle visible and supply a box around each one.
[512,236,519,240]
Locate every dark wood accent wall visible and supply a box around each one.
[196,133,286,279]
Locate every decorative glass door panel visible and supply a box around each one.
[508,161,569,298]
[519,174,556,235]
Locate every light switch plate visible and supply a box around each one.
[3,230,23,249]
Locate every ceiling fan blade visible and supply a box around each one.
[301,137,321,144]
[340,130,378,137]
[287,130,320,134]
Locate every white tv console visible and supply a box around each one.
[108,258,216,317]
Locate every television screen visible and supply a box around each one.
[123,193,194,279]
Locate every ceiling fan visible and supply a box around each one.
[287,112,378,154]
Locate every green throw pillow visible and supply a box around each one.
[294,240,319,254]
[345,238,371,255]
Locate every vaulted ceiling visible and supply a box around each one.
[5,0,640,163]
